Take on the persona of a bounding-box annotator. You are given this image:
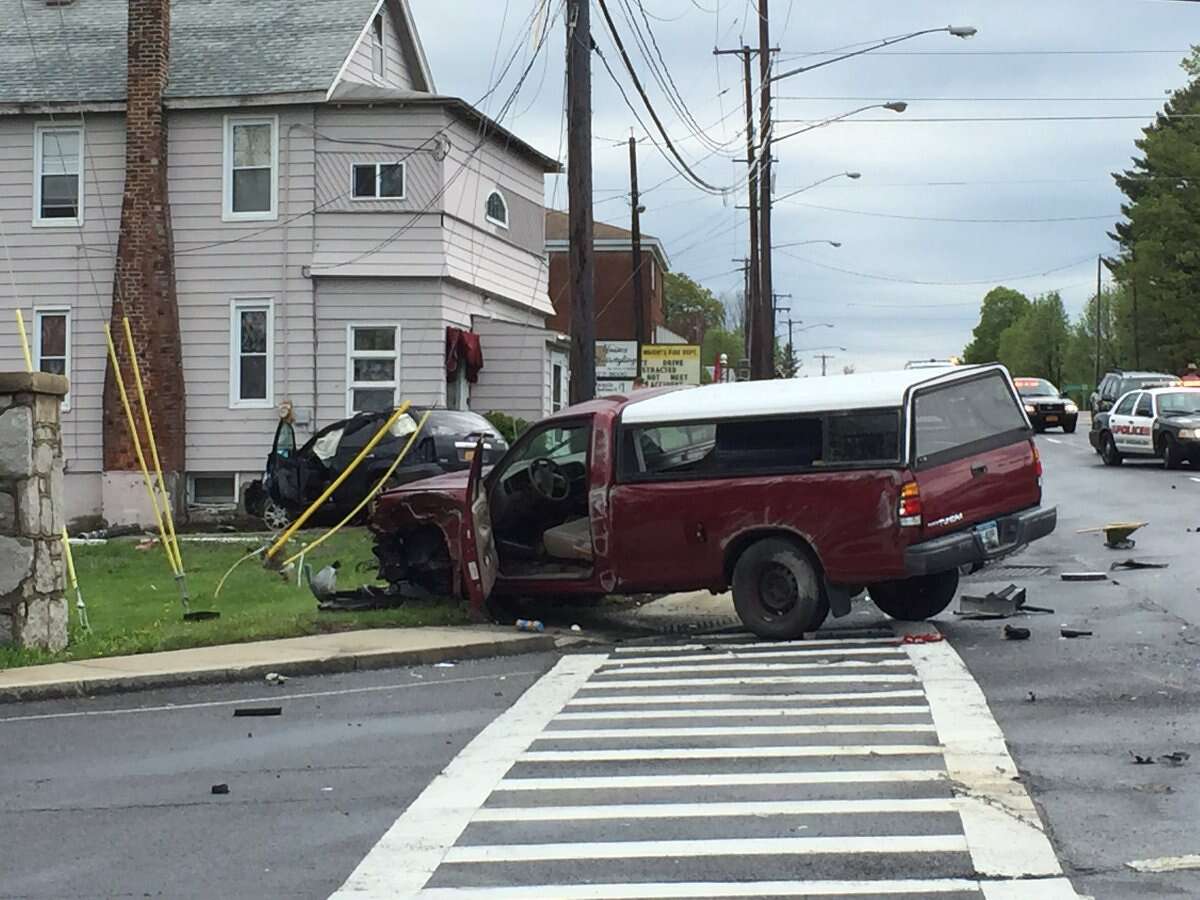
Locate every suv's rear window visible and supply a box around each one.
[913,373,1028,466]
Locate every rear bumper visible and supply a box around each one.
[904,505,1058,577]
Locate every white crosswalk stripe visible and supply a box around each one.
[331,634,1079,899]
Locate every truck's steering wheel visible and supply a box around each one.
[529,457,571,502]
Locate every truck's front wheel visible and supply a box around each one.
[732,537,829,639]
[870,570,959,622]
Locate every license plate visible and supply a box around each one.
[462,448,475,461]
[976,520,1000,551]
[1045,415,1059,423]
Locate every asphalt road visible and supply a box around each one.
[943,421,1200,898]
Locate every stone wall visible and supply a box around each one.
[0,373,68,650]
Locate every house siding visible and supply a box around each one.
[0,113,125,477]
[167,106,317,474]
[340,0,419,91]
[469,315,559,424]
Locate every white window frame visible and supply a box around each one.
[370,13,385,80]
[33,122,84,227]
[350,161,407,201]
[228,298,275,409]
[485,189,509,229]
[346,323,400,416]
[222,115,279,222]
[33,306,71,411]
[187,473,240,509]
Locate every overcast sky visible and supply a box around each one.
[418,0,1198,372]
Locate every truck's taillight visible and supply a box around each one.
[899,482,922,527]
[1031,440,1043,486]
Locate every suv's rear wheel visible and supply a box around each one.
[732,537,829,639]
[870,570,960,622]
[1100,432,1123,466]
[262,499,293,532]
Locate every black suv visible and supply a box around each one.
[1014,378,1078,433]
[1090,370,1179,415]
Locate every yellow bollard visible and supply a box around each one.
[61,527,90,631]
[14,309,33,373]
[265,402,412,561]
[121,318,183,574]
[103,324,180,579]
[280,409,431,568]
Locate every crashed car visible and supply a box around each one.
[1090,386,1200,468]
[248,408,507,529]
[1014,377,1078,433]
[369,365,1056,638]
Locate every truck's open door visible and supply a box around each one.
[459,439,498,620]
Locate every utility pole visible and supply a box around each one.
[714,46,760,370]
[772,293,790,377]
[1094,254,1102,386]
[757,0,774,381]
[567,0,595,402]
[628,136,646,380]
[815,352,835,377]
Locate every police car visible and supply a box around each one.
[1014,377,1078,433]
[1089,386,1200,468]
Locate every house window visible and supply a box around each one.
[352,162,405,199]
[223,116,277,221]
[552,362,565,412]
[34,308,71,409]
[371,14,385,79]
[447,365,469,411]
[229,299,273,408]
[188,473,238,508]
[348,324,399,414]
[485,190,508,228]
[34,124,82,225]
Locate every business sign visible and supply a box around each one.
[595,379,635,397]
[641,344,701,387]
[595,340,638,379]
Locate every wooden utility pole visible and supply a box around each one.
[628,136,646,380]
[815,352,835,377]
[567,0,595,402]
[756,0,774,380]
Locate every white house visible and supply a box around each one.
[0,0,566,525]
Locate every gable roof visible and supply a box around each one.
[0,0,431,109]
[545,209,670,270]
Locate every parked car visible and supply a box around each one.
[1090,370,1180,415]
[369,365,1056,638]
[246,408,508,529]
[1014,378,1078,433]
[1089,386,1200,468]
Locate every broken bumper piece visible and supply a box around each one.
[904,505,1057,577]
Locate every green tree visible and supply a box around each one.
[996,291,1071,383]
[700,327,744,383]
[963,287,1032,364]
[663,272,726,343]
[1108,48,1200,373]
[1062,287,1128,389]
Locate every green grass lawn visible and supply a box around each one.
[0,528,467,670]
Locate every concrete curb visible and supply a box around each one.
[0,634,558,704]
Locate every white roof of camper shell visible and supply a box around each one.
[621,365,1005,426]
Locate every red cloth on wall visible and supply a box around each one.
[445,327,484,383]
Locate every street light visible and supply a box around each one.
[774,102,907,144]
[773,239,841,249]
[774,171,861,204]
[770,26,978,83]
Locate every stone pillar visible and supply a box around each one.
[0,373,68,651]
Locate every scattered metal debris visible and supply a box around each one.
[1060,627,1094,638]
[211,783,230,795]
[1004,625,1031,641]
[1130,753,1156,765]
[956,584,1054,620]
[1160,751,1191,767]
[1126,854,1200,873]
[233,706,282,717]
[1110,559,1170,571]
[1026,691,1037,703]
[900,632,944,644]
[570,624,582,632]
[1077,522,1147,549]
[1061,572,1108,582]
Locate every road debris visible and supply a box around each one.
[900,632,944,644]
[515,618,545,632]
[956,584,1053,620]
[1026,691,1037,703]
[211,783,230,795]
[265,672,288,685]
[1126,854,1200,873]
[1159,751,1191,766]
[1060,627,1094,638]
[570,624,582,632]
[1061,572,1108,582]
[1077,522,1147,550]
[1130,753,1156,765]
[233,706,282,717]
[1004,625,1031,641]
[434,662,455,668]
[1110,559,1170,571]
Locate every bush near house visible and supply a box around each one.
[0,529,466,670]
[484,411,531,444]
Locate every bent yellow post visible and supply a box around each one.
[122,317,183,574]
[280,409,430,568]
[265,402,412,560]
[15,309,32,373]
[103,323,180,578]
[61,526,90,631]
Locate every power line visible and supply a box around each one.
[778,199,1117,224]
[776,47,1191,58]
[775,95,1170,103]
[775,113,1200,123]
[777,251,1100,287]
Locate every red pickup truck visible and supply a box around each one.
[370,365,1056,638]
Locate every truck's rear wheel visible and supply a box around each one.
[732,537,829,639]
[870,570,959,622]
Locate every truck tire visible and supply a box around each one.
[870,570,960,622]
[1101,432,1123,466]
[732,537,829,640]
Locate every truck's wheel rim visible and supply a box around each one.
[760,563,799,616]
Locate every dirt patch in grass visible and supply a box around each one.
[0,528,466,669]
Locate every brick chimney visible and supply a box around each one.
[104,0,186,488]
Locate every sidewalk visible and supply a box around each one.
[0,626,556,703]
